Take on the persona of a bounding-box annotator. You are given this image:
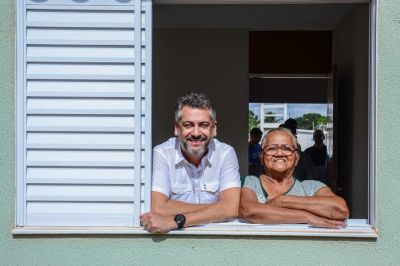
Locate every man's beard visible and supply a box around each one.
[180,135,212,157]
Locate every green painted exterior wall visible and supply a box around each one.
[1,0,399,265]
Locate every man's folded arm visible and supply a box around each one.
[151,191,208,216]
[267,186,349,220]
[183,187,240,227]
[142,187,239,233]
[238,188,345,228]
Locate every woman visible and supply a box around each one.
[239,127,349,228]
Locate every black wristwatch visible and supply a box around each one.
[174,214,186,229]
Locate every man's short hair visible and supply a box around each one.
[174,93,216,123]
[250,127,263,137]
[313,129,324,138]
[281,118,298,136]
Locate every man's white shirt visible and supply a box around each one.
[152,137,241,204]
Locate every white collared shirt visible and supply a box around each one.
[151,137,241,204]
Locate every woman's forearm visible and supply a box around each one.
[268,195,349,220]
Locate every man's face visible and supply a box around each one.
[175,106,216,158]
[262,131,298,176]
[314,132,325,145]
[254,133,262,143]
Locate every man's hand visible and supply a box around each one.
[140,212,177,233]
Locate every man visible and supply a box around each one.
[140,93,241,233]
[280,118,298,136]
[305,129,328,166]
[239,127,348,228]
[248,127,263,176]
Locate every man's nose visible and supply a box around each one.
[192,125,200,136]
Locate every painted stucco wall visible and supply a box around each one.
[1,0,400,265]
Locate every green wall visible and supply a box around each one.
[1,0,400,265]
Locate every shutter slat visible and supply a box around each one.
[27,63,135,80]
[27,184,136,202]
[27,28,135,46]
[27,115,135,133]
[27,46,135,63]
[27,167,136,185]
[27,98,135,115]
[27,80,135,98]
[27,9,134,28]
[27,132,135,150]
[26,0,135,6]
[27,150,135,167]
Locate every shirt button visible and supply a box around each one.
[203,184,207,189]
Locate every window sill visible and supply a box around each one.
[12,219,377,238]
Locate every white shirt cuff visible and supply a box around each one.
[220,181,241,192]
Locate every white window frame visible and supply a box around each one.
[14,0,378,238]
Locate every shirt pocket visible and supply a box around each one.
[170,183,192,202]
[171,184,192,194]
[200,180,220,203]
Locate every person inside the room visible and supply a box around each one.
[239,127,349,228]
[248,127,263,176]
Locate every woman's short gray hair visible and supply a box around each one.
[261,127,300,156]
[174,93,217,123]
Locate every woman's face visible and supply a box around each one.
[262,131,299,176]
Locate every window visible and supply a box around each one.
[262,104,287,124]
[15,0,377,237]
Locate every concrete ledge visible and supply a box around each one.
[12,219,378,238]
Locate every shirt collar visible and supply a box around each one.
[174,137,214,167]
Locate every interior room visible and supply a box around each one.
[152,2,369,218]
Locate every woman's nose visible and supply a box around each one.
[275,147,285,156]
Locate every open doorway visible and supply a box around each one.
[152,3,370,218]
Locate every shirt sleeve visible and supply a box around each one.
[301,180,327,196]
[219,147,241,191]
[151,148,171,197]
[242,175,258,193]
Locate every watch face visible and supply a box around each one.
[174,214,186,228]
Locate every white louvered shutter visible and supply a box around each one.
[17,0,152,227]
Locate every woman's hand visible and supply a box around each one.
[306,212,346,229]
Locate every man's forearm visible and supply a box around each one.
[152,199,208,216]
[150,188,240,228]
[269,195,349,220]
[183,200,239,227]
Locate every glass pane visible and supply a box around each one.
[264,116,284,123]
[264,107,284,115]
